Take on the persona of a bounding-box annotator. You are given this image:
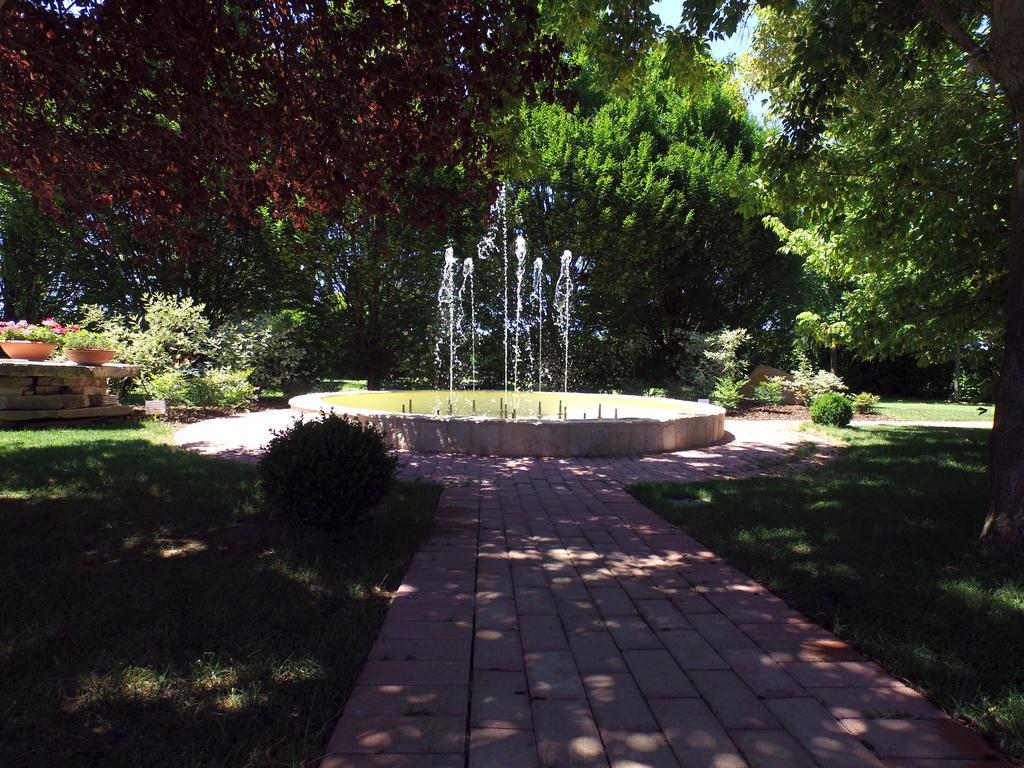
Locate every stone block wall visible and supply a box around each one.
[0,359,141,425]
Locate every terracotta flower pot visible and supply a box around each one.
[65,348,117,365]
[0,340,58,361]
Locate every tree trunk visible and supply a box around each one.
[829,346,838,375]
[981,107,1024,546]
[952,347,961,403]
[366,367,383,391]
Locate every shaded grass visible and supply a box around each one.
[631,425,1024,757]
[875,398,994,421]
[0,423,440,767]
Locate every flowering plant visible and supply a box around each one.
[0,319,75,344]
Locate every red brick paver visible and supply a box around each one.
[175,414,1009,767]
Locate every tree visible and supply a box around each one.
[0,176,82,320]
[0,0,564,246]
[669,0,1024,546]
[753,33,1010,391]
[511,55,805,389]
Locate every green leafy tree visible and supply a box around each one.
[670,0,1024,546]
[512,54,805,388]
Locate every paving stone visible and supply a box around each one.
[591,586,639,617]
[387,605,474,624]
[322,755,463,768]
[379,620,472,641]
[622,649,698,699]
[520,613,569,650]
[636,600,693,631]
[600,729,681,768]
[370,637,472,662]
[667,588,718,614]
[688,671,780,730]
[471,671,532,730]
[660,630,728,670]
[730,730,818,768]
[604,616,663,650]
[839,718,999,760]
[327,715,467,754]
[557,599,606,633]
[720,649,805,698]
[469,728,538,768]
[688,613,759,650]
[809,685,946,720]
[783,661,902,689]
[525,650,586,699]
[584,673,659,731]
[517,586,558,614]
[650,698,748,768]
[765,697,886,768]
[474,628,525,672]
[739,622,863,662]
[533,698,609,768]
[708,593,804,624]
[476,597,519,630]
[344,685,469,717]
[569,631,628,673]
[359,660,469,687]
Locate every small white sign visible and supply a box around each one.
[144,399,167,416]
[697,398,710,404]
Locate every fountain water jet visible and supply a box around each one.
[459,256,476,389]
[513,234,527,394]
[554,249,574,393]
[435,246,459,395]
[531,255,545,391]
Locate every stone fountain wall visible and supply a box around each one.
[0,359,141,425]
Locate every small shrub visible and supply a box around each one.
[789,368,847,405]
[207,312,308,390]
[851,391,881,414]
[753,377,785,407]
[63,329,115,350]
[711,377,747,411]
[810,392,853,427]
[186,368,258,408]
[260,414,398,528]
[142,369,190,405]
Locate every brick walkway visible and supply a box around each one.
[174,413,1007,768]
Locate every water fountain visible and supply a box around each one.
[291,188,725,456]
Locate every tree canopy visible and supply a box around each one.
[0,0,563,247]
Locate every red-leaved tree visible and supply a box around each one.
[0,0,563,249]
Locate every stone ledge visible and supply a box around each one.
[0,404,140,422]
[0,358,140,379]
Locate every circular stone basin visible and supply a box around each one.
[289,390,725,457]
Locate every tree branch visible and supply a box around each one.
[917,0,994,78]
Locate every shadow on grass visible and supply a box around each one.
[0,426,440,767]
[632,426,1024,757]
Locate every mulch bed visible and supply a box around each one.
[164,399,287,424]
[729,403,893,421]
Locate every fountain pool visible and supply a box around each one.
[289,390,725,457]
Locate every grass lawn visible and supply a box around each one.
[0,423,440,767]
[875,398,994,421]
[315,378,368,392]
[632,425,1024,758]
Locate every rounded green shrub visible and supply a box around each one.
[810,392,854,427]
[259,414,398,528]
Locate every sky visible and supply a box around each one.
[650,0,769,120]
